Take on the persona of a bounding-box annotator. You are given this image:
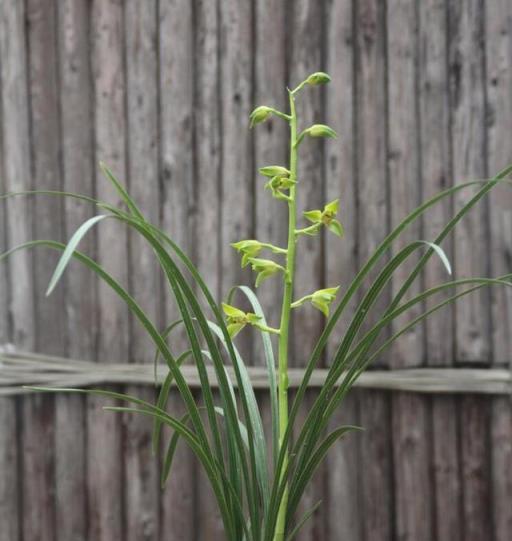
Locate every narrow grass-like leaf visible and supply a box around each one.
[46,214,110,296]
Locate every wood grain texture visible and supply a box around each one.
[289,2,326,537]
[460,395,492,541]
[387,3,433,540]
[194,0,221,299]
[56,2,93,538]
[124,1,160,539]
[324,3,361,540]
[486,4,512,540]
[160,390,196,541]
[289,0,324,371]
[253,0,288,366]
[355,2,393,539]
[0,74,19,541]
[432,396,462,541]
[448,0,491,364]
[159,0,194,354]
[158,0,196,536]
[193,1,223,537]
[89,1,127,539]
[219,0,253,359]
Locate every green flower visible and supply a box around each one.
[303,199,344,237]
[249,106,273,127]
[222,303,262,338]
[247,257,285,288]
[305,71,331,86]
[231,240,264,267]
[311,287,340,317]
[259,165,291,178]
[265,175,296,200]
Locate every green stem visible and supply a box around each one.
[274,89,298,541]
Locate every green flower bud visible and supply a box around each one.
[247,257,285,288]
[231,239,263,267]
[249,105,273,127]
[311,286,340,317]
[306,124,337,139]
[259,165,291,178]
[306,71,331,85]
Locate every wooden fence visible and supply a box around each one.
[0,0,511,540]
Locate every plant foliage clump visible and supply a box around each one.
[2,71,511,541]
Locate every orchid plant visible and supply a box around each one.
[2,71,511,541]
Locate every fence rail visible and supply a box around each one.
[1,349,511,396]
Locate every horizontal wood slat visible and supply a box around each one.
[1,349,511,395]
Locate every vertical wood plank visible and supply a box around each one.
[89,1,128,538]
[432,396,462,541]
[460,395,492,541]
[419,3,461,539]
[387,2,433,540]
[326,394,362,541]
[160,391,196,541]
[219,0,253,358]
[289,1,326,538]
[449,0,490,365]
[194,0,221,299]
[355,1,393,539]
[324,1,361,540]
[124,1,160,539]
[158,0,196,535]
[0,38,19,541]
[253,0,288,365]
[485,3,512,540]
[56,1,94,538]
[24,1,60,539]
[158,0,197,541]
[194,0,223,537]
[448,3,492,539]
[289,0,324,369]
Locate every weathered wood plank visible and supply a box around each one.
[326,393,361,541]
[486,0,512,366]
[159,0,194,355]
[324,2,360,540]
[0,50,19,541]
[219,0,253,358]
[420,3,454,368]
[432,396,462,541]
[193,1,223,537]
[486,3,512,540]
[89,1,127,538]
[24,0,60,539]
[460,395,492,541]
[253,0,288,366]
[490,396,512,541]
[289,2,326,537]
[194,0,221,299]
[448,4,493,540]
[289,0,325,371]
[160,390,195,541]
[355,1,393,539]
[359,390,393,541]
[419,3,461,539]
[448,0,490,364]
[56,1,93,538]
[158,1,196,537]
[124,1,160,539]
[387,2,433,540]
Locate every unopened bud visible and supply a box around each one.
[249,106,273,127]
[306,124,337,139]
[259,165,290,178]
[306,72,331,85]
